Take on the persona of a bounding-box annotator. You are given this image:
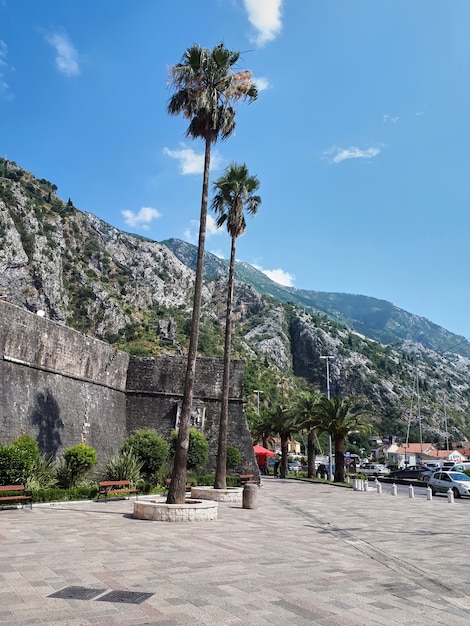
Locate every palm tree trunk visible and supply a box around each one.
[214,235,236,489]
[280,433,288,479]
[307,429,315,478]
[167,137,211,504]
[334,434,345,482]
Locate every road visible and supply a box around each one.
[374,479,470,505]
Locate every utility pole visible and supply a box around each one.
[320,355,335,480]
[253,390,263,416]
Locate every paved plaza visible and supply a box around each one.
[1,477,470,625]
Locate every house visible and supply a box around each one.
[386,443,465,468]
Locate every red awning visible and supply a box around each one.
[253,445,275,457]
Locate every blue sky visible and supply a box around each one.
[1,1,469,339]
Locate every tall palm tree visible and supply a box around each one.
[166,43,257,503]
[316,396,370,482]
[294,390,322,478]
[211,163,261,489]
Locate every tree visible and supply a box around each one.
[121,429,168,485]
[166,43,257,503]
[268,403,301,478]
[249,408,273,449]
[316,396,370,482]
[294,390,322,478]
[211,163,261,489]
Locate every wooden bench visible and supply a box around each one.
[164,478,191,492]
[0,485,33,508]
[240,474,259,486]
[98,480,138,501]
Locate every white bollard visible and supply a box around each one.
[364,480,369,492]
[408,484,414,499]
[427,486,433,501]
[391,483,397,496]
[447,488,454,504]
[376,480,382,494]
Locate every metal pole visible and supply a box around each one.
[320,355,335,481]
[254,390,263,416]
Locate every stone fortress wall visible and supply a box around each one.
[0,301,258,475]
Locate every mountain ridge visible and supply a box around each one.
[162,237,470,359]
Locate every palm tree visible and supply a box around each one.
[316,396,370,482]
[294,390,322,478]
[249,408,273,450]
[211,163,261,489]
[166,43,257,504]
[268,403,301,478]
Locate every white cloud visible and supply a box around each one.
[46,32,80,76]
[184,214,222,244]
[121,206,161,230]
[383,114,399,123]
[164,144,223,175]
[0,40,7,67]
[243,0,283,47]
[323,146,380,164]
[210,248,226,259]
[253,76,270,91]
[0,40,13,100]
[253,264,295,287]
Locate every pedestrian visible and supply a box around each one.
[274,459,280,477]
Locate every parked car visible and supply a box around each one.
[360,463,390,477]
[445,462,470,473]
[428,471,470,498]
[288,460,302,473]
[389,465,432,481]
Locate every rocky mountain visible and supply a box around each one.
[1,158,470,443]
[164,238,470,359]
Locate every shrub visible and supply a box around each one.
[56,444,97,488]
[103,448,143,484]
[226,445,241,470]
[32,486,98,503]
[121,430,168,485]
[197,474,239,487]
[26,453,57,490]
[0,444,35,485]
[12,433,40,461]
[169,428,209,473]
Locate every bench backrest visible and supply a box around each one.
[99,480,131,487]
[0,485,25,492]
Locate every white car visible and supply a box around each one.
[360,463,390,477]
[428,471,470,498]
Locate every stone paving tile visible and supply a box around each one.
[2,479,470,624]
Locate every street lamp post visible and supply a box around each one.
[253,390,263,416]
[320,355,335,481]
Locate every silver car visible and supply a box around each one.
[360,463,390,477]
[428,471,470,498]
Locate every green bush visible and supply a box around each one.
[12,433,40,461]
[197,474,239,487]
[121,430,168,485]
[0,444,34,485]
[103,447,142,483]
[32,486,98,503]
[226,445,241,470]
[56,444,97,488]
[169,428,209,473]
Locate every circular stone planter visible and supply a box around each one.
[190,486,243,502]
[133,497,218,522]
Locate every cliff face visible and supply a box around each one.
[1,158,470,442]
